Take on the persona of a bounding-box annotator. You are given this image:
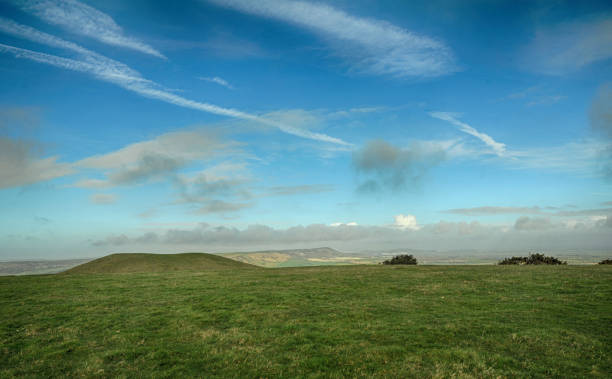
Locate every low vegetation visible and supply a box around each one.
[1,259,610,377]
[599,259,612,265]
[64,253,255,274]
[498,253,567,265]
[382,254,417,265]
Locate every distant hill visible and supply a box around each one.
[0,259,92,276]
[64,253,256,274]
[221,247,381,267]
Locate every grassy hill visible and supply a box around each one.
[222,247,381,267]
[1,265,610,377]
[64,253,255,274]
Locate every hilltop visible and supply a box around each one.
[64,253,256,274]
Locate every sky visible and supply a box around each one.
[0,0,611,260]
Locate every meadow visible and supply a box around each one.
[1,258,611,377]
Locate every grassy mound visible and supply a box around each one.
[64,253,256,274]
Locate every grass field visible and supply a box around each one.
[1,264,611,377]
[65,253,255,274]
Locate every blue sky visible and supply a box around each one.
[1,0,611,259]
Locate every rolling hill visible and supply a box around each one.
[64,253,256,274]
[221,247,381,267]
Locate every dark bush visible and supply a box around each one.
[498,253,566,265]
[598,259,612,265]
[383,254,417,265]
[498,256,527,265]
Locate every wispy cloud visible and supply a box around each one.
[429,112,506,157]
[522,16,612,75]
[13,0,165,58]
[501,85,566,107]
[195,200,252,214]
[199,76,234,89]
[508,139,604,174]
[444,206,546,216]
[0,20,349,145]
[206,0,456,78]
[504,86,539,100]
[444,205,612,218]
[74,130,232,188]
[0,137,73,189]
[527,95,566,107]
[90,193,116,204]
[263,184,333,196]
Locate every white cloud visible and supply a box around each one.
[330,222,357,227]
[429,112,506,157]
[206,0,456,78]
[393,214,420,230]
[523,16,612,75]
[199,76,234,89]
[0,22,349,145]
[14,0,165,58]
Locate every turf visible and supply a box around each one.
[64,253,256,274]
[1,265,611,377]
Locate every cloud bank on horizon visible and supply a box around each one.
[0,0,611,259]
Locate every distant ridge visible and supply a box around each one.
[221,247,381,267]
[64,253,256,274]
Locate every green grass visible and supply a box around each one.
[1,265,611,377]
[64,253,255,274]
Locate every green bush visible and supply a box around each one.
[498,253,566,265]
[598,259,612,265]
[382,254,417,265]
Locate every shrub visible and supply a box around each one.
[498,253,566,265]
[498,256,527,265]
[382,254,417,265]
[598,259,612,265]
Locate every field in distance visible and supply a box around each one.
[221,248,610,267]
[1,257,610,377]
[2,248,608,275]
[220,247,381,267]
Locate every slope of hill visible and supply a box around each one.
[1,265,610,377]
[221,247,381,267]
[64,253,256,274]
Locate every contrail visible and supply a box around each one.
[0,38,349,145]
[12,0,166,58]
[430,112,506,156]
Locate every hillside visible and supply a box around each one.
[222,247,381,267]
[1,265,610,377]
[64,253,255,274]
